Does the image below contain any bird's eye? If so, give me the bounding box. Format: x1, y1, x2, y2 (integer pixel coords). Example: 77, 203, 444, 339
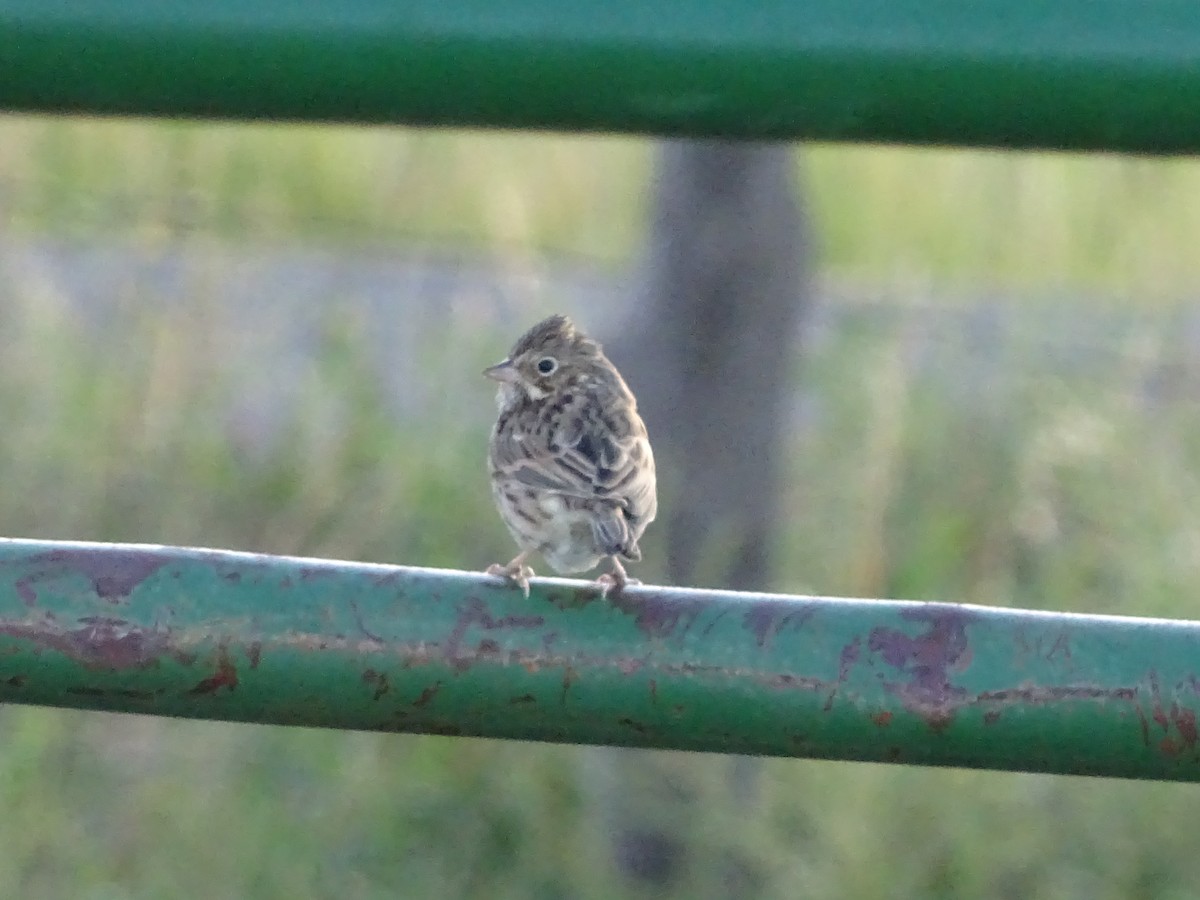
537, 357, 558, 375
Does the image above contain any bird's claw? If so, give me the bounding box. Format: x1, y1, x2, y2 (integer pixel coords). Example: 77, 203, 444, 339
595, 572, 641, 598
487, 561, 536, 598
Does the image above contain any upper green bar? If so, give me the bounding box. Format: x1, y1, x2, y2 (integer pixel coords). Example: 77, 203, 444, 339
0, 538, 1198, 780
0, 0, 1198, 151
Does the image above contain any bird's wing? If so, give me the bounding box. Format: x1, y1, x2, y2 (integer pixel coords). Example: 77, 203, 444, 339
493, 398, 657, 529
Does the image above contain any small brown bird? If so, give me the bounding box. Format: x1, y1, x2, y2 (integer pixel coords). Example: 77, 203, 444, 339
485, 315, 657, 597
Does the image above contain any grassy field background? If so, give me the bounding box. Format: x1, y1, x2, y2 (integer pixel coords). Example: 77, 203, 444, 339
2, 114, 1200, 897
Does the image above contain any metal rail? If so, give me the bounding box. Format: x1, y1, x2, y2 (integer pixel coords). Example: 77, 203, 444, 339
0, 538, 1196, 780
0, 0, 1199, 151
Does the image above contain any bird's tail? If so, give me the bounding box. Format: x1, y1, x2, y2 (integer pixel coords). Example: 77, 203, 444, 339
592, 507, 641, 561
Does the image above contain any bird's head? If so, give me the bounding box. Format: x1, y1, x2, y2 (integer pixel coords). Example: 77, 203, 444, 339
484, 314, 600, 405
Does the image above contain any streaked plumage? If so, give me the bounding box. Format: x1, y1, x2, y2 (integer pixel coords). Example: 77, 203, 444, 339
484, 315, 656, 596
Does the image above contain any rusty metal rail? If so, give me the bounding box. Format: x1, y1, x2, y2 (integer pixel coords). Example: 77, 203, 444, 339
0, 538, 1197, 780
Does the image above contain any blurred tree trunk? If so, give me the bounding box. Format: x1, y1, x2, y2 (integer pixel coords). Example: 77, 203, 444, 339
596, 140, 813, 898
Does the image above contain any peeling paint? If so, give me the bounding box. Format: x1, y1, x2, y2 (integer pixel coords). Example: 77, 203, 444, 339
824, 636, 863, 711
14, 548, 167, 606
0, 616, 184, 670
742, 601, 816, 648
0, 540, 1197, 779
868, 605, 975, 732
443, 597, 544, 673
607, 588, 704, 640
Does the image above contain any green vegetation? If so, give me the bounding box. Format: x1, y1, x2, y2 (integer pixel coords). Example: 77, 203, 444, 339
2, 113, 1200, 897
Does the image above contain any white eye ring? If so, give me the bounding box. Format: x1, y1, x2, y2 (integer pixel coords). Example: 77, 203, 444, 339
536, 357, 558, 375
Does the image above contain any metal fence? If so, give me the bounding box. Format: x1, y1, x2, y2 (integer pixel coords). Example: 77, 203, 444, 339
1, 1, 1197, 780
2, 0, 1199, 151
0, 539, 1196, 781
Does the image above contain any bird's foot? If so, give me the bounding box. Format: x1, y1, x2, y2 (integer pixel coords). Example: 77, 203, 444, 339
595, 559, 640, 598
487, 559, 536, 598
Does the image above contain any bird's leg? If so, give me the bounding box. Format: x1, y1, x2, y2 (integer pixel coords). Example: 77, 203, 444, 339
595, 556, 641, 598
486, 551, 536, 598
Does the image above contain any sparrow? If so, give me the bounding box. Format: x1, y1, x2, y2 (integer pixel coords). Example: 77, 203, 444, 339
484, 315, 657, 597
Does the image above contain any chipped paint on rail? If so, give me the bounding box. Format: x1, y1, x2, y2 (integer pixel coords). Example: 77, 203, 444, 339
0, 539, 1196, 780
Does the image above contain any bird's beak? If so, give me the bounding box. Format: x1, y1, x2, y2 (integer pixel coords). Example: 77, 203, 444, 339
484, 359, 519, 383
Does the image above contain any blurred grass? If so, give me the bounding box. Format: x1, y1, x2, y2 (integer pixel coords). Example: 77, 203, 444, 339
8, 114, 1200, 295
3, 113, 1200, 898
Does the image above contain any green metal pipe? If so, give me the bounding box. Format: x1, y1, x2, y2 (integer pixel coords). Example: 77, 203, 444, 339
0, 538, 1197, 780
0, 1, 1199, 152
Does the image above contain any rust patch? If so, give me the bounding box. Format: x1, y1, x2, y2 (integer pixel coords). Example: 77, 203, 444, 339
868, 605, 976, 732
443, 597, 544, 673
362, 668, 391, 701
1150, 672, 1170, 732
412, 682, 441, 708
871, 711, 893, 727
1174, 705, 1198, 748
17, 548, 169, 606
1154, 698, 1199, 758
1133, 670, 1199, 757
478, 638, 500, 654
742, 601, 816, 648
983, 710, 1001, 725
0, 616, 182, 670
188, 648, 238, 695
